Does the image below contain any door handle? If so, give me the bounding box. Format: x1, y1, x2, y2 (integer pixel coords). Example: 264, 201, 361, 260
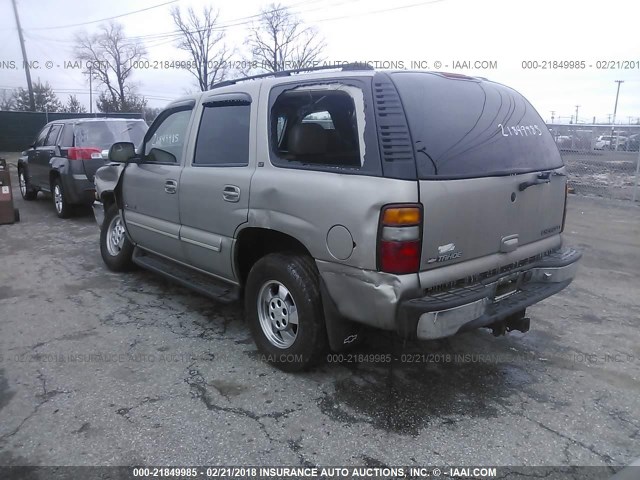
222, 185, 240, 202
165, 180, 178, 194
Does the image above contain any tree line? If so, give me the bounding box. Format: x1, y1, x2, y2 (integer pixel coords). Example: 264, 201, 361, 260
3, 2, 325, 116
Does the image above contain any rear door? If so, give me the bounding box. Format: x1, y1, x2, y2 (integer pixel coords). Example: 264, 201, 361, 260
389, 72, 566, 278
29, 125, 52, 188
40, 124, 63, 184
178, 93, 253, 281
122, 104, 194, 262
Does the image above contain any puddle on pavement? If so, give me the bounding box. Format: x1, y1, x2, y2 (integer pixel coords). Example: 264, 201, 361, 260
318, 331, 541, 436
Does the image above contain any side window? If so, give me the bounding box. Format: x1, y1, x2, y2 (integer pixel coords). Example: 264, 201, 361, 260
34, 126, 50, 147
270, 88, 362, 168
144, 109, 192, 164
44, 124, 62, 146
193, 103, 250, 166
60, 124, 74, 147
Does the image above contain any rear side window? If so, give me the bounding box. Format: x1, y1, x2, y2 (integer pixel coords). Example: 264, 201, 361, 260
60, 125, 74, 146
391, 72, 563, 179
193, 104, 250, 166
270, 88, 362, 169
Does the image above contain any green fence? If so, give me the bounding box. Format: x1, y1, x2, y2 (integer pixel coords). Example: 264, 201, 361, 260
0, 111, 144, 151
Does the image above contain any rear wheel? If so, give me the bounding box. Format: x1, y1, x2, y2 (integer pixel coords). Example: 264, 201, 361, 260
245, 253, 327, 372
100, 203, 135, 272
18, 168, 37, 200
52, 178, 71, 218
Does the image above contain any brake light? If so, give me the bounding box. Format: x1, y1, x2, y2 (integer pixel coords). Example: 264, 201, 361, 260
378, 204, 422, 274
68, 147, 101, 160
561, 181, 569, 232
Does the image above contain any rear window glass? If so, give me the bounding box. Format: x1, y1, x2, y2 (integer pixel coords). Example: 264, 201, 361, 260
391, 72, 563, 179
74, 121, 147, 150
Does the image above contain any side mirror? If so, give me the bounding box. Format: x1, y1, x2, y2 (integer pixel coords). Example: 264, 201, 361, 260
108, 142, 136, 163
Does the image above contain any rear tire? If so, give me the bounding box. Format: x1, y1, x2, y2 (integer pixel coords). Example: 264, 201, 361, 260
18, 167, 37, 201
100, 204, 135, 272
52, 178, 71, 218
245, 253, 327, 372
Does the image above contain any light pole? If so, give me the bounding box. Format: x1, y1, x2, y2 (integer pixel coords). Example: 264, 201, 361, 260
611, 80, 624, 150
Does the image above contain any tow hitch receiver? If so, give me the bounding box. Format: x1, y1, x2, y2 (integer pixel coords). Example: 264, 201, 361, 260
490, 310, 530, 336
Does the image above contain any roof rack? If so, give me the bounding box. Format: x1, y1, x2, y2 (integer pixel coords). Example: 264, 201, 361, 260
210, 62, 374, 89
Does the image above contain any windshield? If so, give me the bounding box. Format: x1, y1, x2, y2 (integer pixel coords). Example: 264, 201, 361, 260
74, 121, 147, 150
391, 72, 563, 179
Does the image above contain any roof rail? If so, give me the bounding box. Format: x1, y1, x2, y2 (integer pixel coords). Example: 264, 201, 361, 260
210, 62, 374, 89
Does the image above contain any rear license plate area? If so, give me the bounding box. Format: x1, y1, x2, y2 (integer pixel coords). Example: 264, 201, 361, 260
494, 276, 519, 301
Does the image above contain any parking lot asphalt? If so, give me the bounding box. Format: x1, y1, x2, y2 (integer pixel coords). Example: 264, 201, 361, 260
1, 152, 639, 469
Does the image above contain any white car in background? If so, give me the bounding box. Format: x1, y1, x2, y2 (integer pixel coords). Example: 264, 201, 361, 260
594, 135, 627, 150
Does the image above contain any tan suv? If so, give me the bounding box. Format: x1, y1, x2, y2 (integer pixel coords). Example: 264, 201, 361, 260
93, 65, 581, 371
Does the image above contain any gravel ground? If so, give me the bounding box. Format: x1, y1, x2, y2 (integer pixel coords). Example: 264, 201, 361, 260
1, 152, 639, 473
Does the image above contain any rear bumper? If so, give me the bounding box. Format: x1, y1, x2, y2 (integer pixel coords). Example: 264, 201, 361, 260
398, 248, 582, 339
60, 174, 95, 204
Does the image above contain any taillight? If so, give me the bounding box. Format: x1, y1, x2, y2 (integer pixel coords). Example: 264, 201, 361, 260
378, 204, 422, 274
561, 180, 569, 232
68, 147, 102, 160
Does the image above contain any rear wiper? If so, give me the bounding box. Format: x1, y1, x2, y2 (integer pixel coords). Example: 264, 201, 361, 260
518, 171, 565, 191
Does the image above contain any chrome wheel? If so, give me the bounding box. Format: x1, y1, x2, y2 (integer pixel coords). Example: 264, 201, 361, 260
257, 280, 299, 349
53, 184, 64, 213
19, 172, 27, 197
106, 213, 126, 256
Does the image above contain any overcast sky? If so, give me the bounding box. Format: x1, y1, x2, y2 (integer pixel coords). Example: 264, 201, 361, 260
1, 0, 638, 124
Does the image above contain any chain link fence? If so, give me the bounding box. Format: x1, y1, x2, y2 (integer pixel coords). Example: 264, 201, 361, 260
548, 124, 640, 201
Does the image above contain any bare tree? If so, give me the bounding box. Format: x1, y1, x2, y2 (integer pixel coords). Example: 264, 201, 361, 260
74, 22, 147, 112
248, 3, 325, 72
171, 6, 232, 91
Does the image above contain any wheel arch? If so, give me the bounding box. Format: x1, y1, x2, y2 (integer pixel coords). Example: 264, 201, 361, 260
234, 227, 315, 286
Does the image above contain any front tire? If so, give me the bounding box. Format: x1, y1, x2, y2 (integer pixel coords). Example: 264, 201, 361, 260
52, 178, 71, 218
18, 167, 37, 201
245, 253, 327, 372
100, 204, 135, 272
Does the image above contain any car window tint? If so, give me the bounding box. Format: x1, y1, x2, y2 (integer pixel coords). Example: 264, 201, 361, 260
144, 110, 192, 163
193, 104, 250, 166
391, 72, 563, 179
44, 124, 62, 146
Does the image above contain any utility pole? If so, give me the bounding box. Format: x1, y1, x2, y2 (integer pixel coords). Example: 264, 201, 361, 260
575, 105, 580, 124
550, 111, 555, 123
11, 0, 35, 111
611, 80, 624, 150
